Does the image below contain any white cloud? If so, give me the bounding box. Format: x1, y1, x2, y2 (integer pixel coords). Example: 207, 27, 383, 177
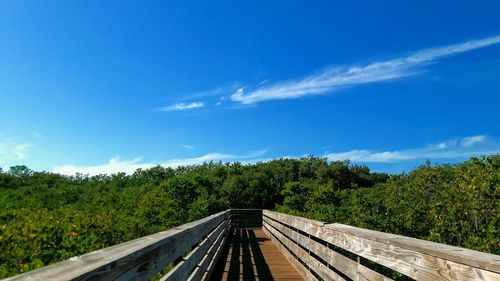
461, 135, 487, 147
0, 141, 34, 160
181, 144, 194, 150
324, 135, 497, 163
52, 150, 267, 176
231, 35, 500, 104
52, 135, 499, 176
160, 102, 204, 111
54, 157, 149, 175
433, 142, 448, 149
14, 143, 34, 159
0, 140, 35, 169
325, 150, 412, 163
191, 83, 241, 99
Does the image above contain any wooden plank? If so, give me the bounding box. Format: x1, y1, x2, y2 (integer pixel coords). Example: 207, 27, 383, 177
328, 223, 500, 273
161, 218, 230, 281
264, 210, 500, 281
263, 217, 393, 281
210, 228, 304, 281
262, 226, 317, 281
110, 211, 229, 281
187, 221, 228, 281
201, 226, 229, 281
264, 220, 346, 281
356, 265, 395, 281
5, 211, 230, 281
321, 225, 500, 281
250, 229, 303, 281
264, 210, 325, 226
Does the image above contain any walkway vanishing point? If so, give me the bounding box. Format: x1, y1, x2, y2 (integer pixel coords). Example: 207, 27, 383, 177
4, 210, 500, 281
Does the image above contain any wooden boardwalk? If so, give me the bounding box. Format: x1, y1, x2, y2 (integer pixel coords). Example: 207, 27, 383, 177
8, 210, 499, 281
210, 228, 303, 281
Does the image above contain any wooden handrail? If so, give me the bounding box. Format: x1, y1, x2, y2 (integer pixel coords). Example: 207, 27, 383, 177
4, 209, 498, 281
263, 210, 500, 281
5, 210, 232, 281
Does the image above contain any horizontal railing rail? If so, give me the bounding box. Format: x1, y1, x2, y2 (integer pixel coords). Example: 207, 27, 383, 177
263, 210, 500, 281
5, 210, 232, 281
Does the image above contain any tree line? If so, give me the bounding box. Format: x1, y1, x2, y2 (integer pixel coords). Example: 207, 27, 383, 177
0, 155, 498, 278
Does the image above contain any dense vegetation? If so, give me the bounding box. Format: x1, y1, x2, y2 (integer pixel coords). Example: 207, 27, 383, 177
0, 155, 498, 278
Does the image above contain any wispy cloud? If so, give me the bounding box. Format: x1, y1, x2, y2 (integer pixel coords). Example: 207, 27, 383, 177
0, 139, 35, 169
163, 83, 240, 110
14, 143, 34, 159
231, 35, 500, 104
159, 102, 204, 111
0, 141, 33, 160
324, 135, 499, 163
52, 150, 267, 176
181, 144, 194, 150
191, 83, 241, 99
461, 135, 487, 147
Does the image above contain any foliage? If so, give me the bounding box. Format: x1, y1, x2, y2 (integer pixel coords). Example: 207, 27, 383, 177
0, 156, 498, 278
276, 155, 499, 254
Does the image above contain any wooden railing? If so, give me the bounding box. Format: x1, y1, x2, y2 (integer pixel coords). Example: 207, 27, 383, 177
263, 210, 500, 281
230, 209, 262, 228
4, 209, 499, 281
5, 210, 233, 281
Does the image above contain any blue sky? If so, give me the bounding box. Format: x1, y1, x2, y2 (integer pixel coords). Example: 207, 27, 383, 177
1, 1, 499, 174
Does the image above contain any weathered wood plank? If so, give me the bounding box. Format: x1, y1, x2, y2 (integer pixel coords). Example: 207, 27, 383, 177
263, 216, 393, 281
201, 226, 229, 281
160, 218, 230, 281
211, 228, 304, 281
328, 223, 500, 273
262, 226, 319, 281
264, 220, 346, 281
321, 225, 500, 281
264, 210, 500, 281
264, 210, 325, 226
187, 220, 229, 281
5, 211, 230, 281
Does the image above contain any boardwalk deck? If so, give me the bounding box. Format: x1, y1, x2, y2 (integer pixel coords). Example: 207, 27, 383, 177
210, 228, 303, 281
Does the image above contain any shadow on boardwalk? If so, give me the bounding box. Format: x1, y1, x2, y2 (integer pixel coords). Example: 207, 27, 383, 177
210, 228, 302, 281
